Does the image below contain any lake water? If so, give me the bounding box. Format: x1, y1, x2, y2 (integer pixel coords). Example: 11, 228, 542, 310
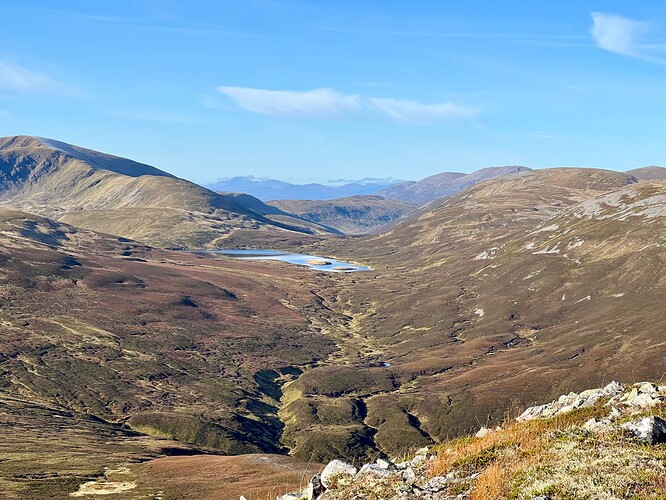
207, 249, 371, 273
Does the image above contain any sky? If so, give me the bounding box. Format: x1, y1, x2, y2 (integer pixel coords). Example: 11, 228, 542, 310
2, 1, 666, 184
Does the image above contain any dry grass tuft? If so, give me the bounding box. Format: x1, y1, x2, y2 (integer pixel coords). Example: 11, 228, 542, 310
427, 402, 665, 499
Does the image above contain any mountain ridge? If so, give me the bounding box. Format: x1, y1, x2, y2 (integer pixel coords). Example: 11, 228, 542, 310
0, 136, 339, 247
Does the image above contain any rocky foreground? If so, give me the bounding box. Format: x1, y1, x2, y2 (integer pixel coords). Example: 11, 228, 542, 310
256, 381, 666, 500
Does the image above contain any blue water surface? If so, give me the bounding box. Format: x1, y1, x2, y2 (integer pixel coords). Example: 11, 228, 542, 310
207, 249, 371, 273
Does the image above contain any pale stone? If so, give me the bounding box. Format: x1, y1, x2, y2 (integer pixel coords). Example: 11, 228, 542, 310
320, 459, 358, 489
638, 382, 657, 394
630, 393, 661, 409
357, 463, 393, 478
402, 467, 416, 483
475, 426, 493, 438
621, 416, 666, 444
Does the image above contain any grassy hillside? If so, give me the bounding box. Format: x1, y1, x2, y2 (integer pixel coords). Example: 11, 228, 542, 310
269, 195, 415, 235
280, 168, 666, 462
0, 136, 336, 247
0, 209, 343, 496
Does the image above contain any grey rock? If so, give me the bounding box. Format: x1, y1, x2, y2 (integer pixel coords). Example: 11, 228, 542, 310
630, 393, 661, 409
608, 406, 622, 420
320, 459, 357, 489
307, 474, 323, 499
621, 416, 666, 444
424, 475, 450, 491
517, 381, 624, 422
376, 458, 394, 470
638, 382, 657, 394
277, 494, 303, 500
357, 463, 394, 478
402, 467, 417, 484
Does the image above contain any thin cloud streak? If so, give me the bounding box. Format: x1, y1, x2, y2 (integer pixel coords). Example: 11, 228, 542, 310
217, 85, 477, 124
370, 97, 475, 123
217, 86, 362, 118
0, 60, 83, 96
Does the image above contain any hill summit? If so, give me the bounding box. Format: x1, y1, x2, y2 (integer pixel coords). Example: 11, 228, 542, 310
0, 136, 337, 247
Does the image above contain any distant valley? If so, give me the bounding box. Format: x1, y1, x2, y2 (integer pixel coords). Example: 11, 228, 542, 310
0, 136, 665, 497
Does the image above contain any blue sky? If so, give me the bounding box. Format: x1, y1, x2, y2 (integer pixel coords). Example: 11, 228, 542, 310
2, 1, 666, 184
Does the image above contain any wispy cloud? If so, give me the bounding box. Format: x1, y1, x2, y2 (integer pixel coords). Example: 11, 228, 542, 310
217, 85, 476, 124
369, 97, 475, 123
0, 60, 82, 96
591, 12, 649, 57
217, 86, 362, 118
590, 12, 666, 63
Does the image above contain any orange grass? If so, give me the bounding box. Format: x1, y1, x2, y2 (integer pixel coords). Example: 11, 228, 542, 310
429, 405, 609, 498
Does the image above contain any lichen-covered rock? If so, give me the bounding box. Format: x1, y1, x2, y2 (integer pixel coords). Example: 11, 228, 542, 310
517, 381, 625, 421
621, 416, 666, 444
277, 493, 304, 500
309, 474, 324, 499
320, 459, 357, 489
357, 463, 394, 479
375, 458, 394, 470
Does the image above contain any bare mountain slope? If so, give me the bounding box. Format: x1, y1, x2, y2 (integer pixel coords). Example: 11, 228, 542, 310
0, 209, 343, 496
627, 165, 666, 180
280, 168, 664, 461
0, 136, 336, 247
269, 195, 415, 235
377, 165, 531, 205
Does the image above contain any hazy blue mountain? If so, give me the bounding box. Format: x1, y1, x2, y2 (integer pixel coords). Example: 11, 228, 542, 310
206, 176, 401, 201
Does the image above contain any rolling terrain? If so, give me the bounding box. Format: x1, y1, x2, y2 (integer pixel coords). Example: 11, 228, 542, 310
0, 209, 349, 497
0, 136, 338, 248
289, 168, 666, 461
2, 139, 666, 497
269, 195, 414, 234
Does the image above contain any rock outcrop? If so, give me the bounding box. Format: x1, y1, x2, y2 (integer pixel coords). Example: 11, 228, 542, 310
260, 381, 666, 500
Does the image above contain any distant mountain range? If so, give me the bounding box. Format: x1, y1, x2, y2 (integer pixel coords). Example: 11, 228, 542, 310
206, 176, 400, 201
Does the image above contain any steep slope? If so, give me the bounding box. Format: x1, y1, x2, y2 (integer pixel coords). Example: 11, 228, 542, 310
207, 176, 398, 201
268, 195, 415, 235
0, 136, 336, 247
377, 166, 531, 205
278, 381, 666, 500
0, 209, 347, 496
279, 168, 666, 462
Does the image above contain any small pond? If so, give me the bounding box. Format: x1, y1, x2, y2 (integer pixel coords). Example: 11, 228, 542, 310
205, 249, 371, 273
